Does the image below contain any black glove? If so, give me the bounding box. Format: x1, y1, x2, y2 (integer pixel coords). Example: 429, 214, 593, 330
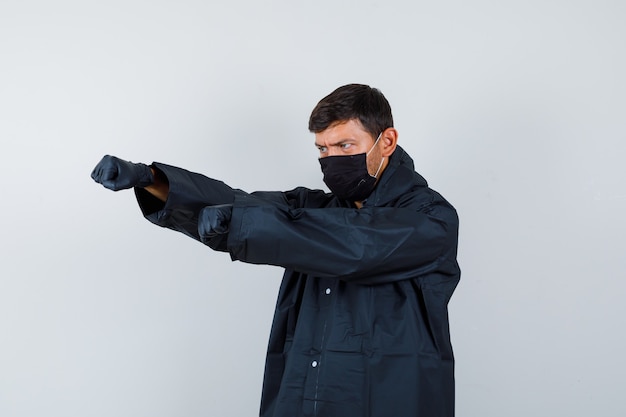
91, 155, 154, 191
198, 204, 233, 243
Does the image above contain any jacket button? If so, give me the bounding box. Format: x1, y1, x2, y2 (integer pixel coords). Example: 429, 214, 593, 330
325, 288, 331, 295
311, 360, 318, 368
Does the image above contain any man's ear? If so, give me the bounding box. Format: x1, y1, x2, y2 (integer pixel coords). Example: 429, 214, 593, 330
380, 127, 398, 157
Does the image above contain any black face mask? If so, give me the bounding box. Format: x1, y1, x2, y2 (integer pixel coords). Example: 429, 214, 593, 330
319, 134, 384, 201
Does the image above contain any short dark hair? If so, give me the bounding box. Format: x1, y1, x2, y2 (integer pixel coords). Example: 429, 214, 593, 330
308, 84, 394, 139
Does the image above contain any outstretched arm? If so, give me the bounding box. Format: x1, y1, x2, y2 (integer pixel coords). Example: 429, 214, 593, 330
200, 191, 459, 284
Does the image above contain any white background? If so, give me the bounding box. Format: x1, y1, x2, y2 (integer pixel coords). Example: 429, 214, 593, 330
1, 1, 624, 416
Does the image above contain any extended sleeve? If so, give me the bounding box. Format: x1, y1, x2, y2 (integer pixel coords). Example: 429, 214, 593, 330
134, 162, 241, 241
224, 193, 459, 284
134, 163, 331, 247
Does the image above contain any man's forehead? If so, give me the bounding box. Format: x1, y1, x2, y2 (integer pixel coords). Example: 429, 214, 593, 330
314, 120, 372, 144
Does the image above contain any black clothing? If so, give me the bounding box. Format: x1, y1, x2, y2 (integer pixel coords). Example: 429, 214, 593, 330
135, 146, 460, 417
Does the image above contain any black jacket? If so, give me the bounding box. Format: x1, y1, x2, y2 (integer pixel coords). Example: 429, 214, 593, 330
135, 146, 460, 417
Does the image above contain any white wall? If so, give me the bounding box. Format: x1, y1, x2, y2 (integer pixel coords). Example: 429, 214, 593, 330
1, 1, 624, 416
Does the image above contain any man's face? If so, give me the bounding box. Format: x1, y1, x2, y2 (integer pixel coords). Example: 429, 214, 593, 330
314, 119, 384, 177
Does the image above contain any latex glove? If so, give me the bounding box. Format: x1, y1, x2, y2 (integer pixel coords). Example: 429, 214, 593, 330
198, 204, 233, 243
91, 155, 154, 191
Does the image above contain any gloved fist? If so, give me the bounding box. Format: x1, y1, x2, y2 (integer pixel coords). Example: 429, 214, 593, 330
91, 155, 154, 191
198, 204, 233, 243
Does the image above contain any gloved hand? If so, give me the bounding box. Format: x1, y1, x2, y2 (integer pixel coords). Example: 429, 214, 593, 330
198, 204, 233, 243
91, 155, 154, 191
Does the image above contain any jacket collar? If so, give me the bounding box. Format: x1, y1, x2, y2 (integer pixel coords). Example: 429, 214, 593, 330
362, 145, 428, 208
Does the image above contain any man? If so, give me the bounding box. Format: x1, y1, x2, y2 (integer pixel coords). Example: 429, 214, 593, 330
91, 84, 460, 417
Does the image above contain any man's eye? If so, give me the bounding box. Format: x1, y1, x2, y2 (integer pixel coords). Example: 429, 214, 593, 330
318, 146, 327, 153
340, 143, 352, 150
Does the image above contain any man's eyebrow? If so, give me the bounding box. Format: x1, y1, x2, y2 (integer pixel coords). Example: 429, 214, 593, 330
314, 139, 356, 147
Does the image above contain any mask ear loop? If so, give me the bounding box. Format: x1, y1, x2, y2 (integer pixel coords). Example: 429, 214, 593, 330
367, 132, 385, 179
367, 132, 383, 156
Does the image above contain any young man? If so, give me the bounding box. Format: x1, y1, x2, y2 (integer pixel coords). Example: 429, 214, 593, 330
91, 84, 460, 417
